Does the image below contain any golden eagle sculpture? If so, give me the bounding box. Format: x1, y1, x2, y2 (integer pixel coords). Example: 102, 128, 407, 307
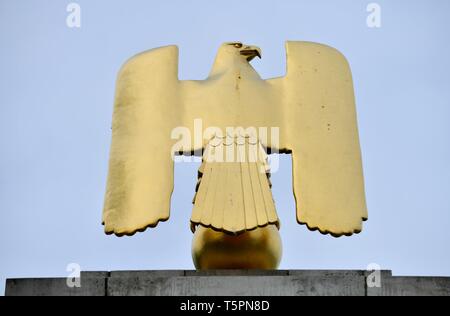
103, 41, 368, 269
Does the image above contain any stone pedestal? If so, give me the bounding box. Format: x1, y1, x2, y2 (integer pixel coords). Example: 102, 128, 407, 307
5, 270, 450, 296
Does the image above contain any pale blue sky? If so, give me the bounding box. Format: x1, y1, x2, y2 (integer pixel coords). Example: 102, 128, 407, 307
1, 0, 449, 295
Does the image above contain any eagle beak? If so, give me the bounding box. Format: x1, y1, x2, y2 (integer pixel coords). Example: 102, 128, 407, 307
240, 46, 262, 62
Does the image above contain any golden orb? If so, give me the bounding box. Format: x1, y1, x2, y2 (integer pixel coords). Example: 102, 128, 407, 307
192, 224, 282, 270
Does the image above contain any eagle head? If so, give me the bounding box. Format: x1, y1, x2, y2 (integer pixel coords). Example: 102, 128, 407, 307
222, 42, 262, 62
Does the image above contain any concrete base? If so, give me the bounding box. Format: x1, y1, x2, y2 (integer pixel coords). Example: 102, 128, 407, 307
5, 270, 450, 296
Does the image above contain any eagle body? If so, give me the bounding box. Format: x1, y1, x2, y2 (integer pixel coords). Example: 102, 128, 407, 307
181, 59, 282, 151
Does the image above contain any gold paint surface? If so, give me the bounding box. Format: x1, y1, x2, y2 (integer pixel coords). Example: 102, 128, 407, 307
192, 225, 282, 270
191, 135, 278, 234
103, 41, 367, 238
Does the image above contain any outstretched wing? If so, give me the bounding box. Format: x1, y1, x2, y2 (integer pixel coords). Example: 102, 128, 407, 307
103, 46, 180, 236
274, 41, 367, 236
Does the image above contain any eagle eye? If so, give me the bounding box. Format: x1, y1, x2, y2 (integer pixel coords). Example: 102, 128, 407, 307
232, 43, 243, 48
